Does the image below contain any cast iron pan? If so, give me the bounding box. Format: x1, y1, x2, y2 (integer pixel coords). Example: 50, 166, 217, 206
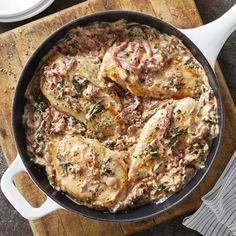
12, 11, 224, 222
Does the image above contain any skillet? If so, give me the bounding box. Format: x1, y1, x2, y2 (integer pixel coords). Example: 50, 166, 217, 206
1, 7, 236, 222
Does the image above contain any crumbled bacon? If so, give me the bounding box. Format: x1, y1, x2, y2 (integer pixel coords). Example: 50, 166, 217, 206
50, 117, 66, 133
51, 69, 60, 76
208, 104, 215, 113
142, 41, 152, 58
26, 134, 35, 145
130, 41, 145, 65
112, 41, 152, 74
43, 68, 64, 95
65, 57, 77, 71
120, 95, 141, 119
172, 150, 183, 164
112, 41, 129, 56
44, 107, 67, 134
160, 105, 175, 139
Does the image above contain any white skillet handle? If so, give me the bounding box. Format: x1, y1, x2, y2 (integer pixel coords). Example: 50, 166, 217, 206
0, 154, 62, 220
180, 4, 236, 69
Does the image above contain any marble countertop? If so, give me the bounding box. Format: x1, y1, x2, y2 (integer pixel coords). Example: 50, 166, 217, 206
0, 0, 235, 235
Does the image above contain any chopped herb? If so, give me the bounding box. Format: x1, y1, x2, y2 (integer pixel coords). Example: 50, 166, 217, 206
176, 109, 181, 114
168, 135, 178, 146
192, 149, 201, 155
153, 183, 167, 191
70, 40, 79, 49
133, 196, 145, 205
165, 127, 187, 147
35, 91, 48, 112
203, 118, 217, 125
161, 103, 168, 109
183, 57, 200, 70
55, 80, 65, 99
104, 140, 116, 150
60, 165, 68, 177
152, 163, 162, 174
69, 117, 86, 130
86, 132, 96, 139
174, 83, 184, 90
56, 90, 65, 99
56, 80, 64, 90
119, 51, 130, 58
56, 92, 64, 100
139, 75, 146, 84
165, 127, 179, 143
56, 154, 64, 162
94, 151, 99, 158
71, 103, 82, 112
33, 90, 45, 103
86, 100, 105, 120
56, 154, 70, 177
169, 79, 184, 91
190, 142, 204, 155
37, 100, 48, 112
35, 133, 44, 142
72, 75, 88, 93
202, 118, 217, 137
184, 163, 195, 169
71, 93, 78, 98
101, 163, 113, 176
127, 31, 134, 37
75, 31, 81, 37
64, 32, 73, 40
145, 144, 158, 160
151, 151, 158, 160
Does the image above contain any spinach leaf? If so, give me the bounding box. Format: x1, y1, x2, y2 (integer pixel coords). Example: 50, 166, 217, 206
86, 100, 105, 120
72, 75, 88, 93
56, 154, 69, 177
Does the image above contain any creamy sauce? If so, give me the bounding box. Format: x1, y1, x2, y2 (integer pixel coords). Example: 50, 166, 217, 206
23, 20, 219, 212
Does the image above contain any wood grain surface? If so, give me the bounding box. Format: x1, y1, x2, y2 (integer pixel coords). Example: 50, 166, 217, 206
0, 0, 235, 235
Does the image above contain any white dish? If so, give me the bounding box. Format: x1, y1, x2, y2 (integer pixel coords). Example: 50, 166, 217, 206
0, 0, 54, 22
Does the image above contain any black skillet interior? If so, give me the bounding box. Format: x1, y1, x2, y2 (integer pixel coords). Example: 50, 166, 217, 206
12, 10, 224, 223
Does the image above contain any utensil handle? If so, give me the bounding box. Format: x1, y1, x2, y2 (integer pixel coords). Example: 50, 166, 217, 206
0, 154, 62, 220
180, 4, 236, 69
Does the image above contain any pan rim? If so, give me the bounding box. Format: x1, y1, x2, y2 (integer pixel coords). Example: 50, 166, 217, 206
12, 10, 224, 223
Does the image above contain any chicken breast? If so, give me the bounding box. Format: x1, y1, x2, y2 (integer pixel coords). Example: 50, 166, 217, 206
99, 32, 205, 100
128, 97, 211, 182
40, 51, 122, 138
48, 135, 127, 209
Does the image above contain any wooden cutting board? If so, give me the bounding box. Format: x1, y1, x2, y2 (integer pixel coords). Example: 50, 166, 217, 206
0, 0, 235, 235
